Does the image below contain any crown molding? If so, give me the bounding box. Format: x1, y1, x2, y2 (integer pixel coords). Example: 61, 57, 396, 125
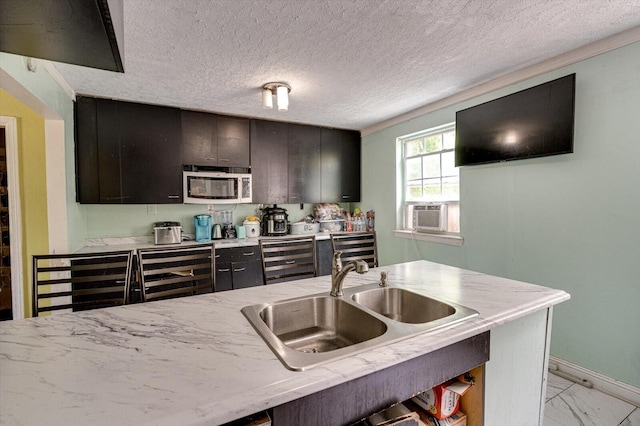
38, 60, 76, 101
362, 26, 640, 137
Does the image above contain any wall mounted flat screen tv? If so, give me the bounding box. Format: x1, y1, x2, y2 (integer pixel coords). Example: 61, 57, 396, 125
455, 73, 575, 167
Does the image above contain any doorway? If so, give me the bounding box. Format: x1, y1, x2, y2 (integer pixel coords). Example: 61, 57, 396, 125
0, 128, 11, 320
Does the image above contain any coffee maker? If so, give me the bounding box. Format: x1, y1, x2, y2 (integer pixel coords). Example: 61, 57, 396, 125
261, 205, 288, 236
193, 214, 212, 242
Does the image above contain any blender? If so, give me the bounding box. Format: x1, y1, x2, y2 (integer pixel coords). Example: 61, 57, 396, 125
220, 210, 236, 239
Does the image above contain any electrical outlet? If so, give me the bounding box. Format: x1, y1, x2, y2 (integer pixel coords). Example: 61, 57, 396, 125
147, 204, 157, 215
207, 204, 215, 213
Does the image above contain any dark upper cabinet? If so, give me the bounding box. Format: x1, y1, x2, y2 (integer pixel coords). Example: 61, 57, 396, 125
217, 115, 250, 167
96, 98, 122, 202
321, 128, 361, 203
118, 101, 182, 203
182, 111, 250, 168
74, 96, 100, 203
76, 97, 360, 205
288, 124, 321, 204
181, 110, 216, 166
250, 120, 288, 204
75, 96, 182, 204
321, 128, 343, 203
340, 130, 361, 202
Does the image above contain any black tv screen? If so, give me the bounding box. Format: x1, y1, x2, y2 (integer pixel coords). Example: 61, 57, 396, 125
455, 73, 575, 167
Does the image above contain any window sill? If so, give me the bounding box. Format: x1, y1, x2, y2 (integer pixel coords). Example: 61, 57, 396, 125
393, 229, 464, 247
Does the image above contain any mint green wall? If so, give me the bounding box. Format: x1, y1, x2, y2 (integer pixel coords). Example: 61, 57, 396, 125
84, 203, 317, 238
0, 52, 85, 251
362, 41, 640, 388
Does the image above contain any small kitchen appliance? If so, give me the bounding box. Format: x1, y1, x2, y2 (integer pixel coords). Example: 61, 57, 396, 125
243, 218, 261, 238
183, 169, 252, 204
153, 221, 182, 245
194, 214, 212, 242
235, 225, 246, 239
212, 224, 222, 239
261, 206, 288, 236
220, 210, 236, 239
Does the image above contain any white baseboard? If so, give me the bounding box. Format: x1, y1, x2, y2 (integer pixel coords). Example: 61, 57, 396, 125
549, 355, 640, 407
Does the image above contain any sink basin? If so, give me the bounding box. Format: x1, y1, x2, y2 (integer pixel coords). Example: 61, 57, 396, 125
259, 296, 387, 353
242, 283, 479, 371
351, 287, 455, 324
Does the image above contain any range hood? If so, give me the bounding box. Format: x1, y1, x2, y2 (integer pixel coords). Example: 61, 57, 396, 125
0, 0, 124, 72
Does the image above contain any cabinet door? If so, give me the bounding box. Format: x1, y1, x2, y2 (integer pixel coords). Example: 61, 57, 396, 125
119, 101, 182, 203
340, 130, 361, 202
217, 115, 250, 167
182, 110, 217, 166
96, 98, 123, 203
316, 239, 333, 277
231, 260, 263, 289
215, 262, 233, 292
250, 120, 288, 204
74, 96, 100, 203
320, 128, 342, 203
288, 124, 321, 203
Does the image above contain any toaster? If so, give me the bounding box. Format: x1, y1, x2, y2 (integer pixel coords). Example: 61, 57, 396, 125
153, 221, 182, 245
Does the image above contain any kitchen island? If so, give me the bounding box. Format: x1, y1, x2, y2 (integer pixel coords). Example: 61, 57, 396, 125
0, 260, 569, 425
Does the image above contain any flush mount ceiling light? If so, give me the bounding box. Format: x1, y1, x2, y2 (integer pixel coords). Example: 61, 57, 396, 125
262, 82, 291, 111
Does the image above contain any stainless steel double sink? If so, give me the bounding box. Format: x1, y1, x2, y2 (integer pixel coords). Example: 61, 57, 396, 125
241, 282, 478, 371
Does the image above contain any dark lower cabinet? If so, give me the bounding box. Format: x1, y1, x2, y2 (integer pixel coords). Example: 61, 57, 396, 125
215, 247, 263, 291
316, 239, 333, 277
231, 260, 263, 289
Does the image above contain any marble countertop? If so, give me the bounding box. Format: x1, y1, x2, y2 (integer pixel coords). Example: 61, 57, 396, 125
77, 233, 331, 253
0, 260, 569, 426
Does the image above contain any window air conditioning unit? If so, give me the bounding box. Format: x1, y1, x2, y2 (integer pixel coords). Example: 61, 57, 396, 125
412, 203, 448, 233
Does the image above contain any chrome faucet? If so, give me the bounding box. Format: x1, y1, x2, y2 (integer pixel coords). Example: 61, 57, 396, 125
330, 251, 369, 297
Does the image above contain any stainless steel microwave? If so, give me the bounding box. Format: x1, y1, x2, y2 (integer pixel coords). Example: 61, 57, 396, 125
183, 171, 252, 204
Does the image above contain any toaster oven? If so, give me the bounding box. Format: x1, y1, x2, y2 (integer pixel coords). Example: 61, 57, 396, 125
154, 222, 182, 245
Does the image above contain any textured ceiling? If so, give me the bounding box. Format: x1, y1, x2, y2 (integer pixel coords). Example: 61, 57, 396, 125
52, 0, 640, 130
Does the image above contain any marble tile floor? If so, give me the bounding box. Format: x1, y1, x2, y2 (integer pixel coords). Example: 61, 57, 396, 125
545, 372, 640, 425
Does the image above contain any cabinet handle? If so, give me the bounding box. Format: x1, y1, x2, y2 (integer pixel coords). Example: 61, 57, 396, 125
285, 260, 295, 264
242, 252, 255, 256
233, 267, 246, 272
167, 195, 180, 199
218, 268, 230, 272
215, 254, 221, 258
342, 195, 351, 199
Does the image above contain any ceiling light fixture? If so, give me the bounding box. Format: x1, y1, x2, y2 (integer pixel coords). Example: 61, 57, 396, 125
262, 82, 291, 111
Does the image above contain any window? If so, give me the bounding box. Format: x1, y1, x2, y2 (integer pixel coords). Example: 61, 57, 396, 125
400, 123, 460, 234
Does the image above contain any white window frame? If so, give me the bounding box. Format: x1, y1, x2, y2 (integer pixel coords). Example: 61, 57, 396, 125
395, 123, 463, 246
